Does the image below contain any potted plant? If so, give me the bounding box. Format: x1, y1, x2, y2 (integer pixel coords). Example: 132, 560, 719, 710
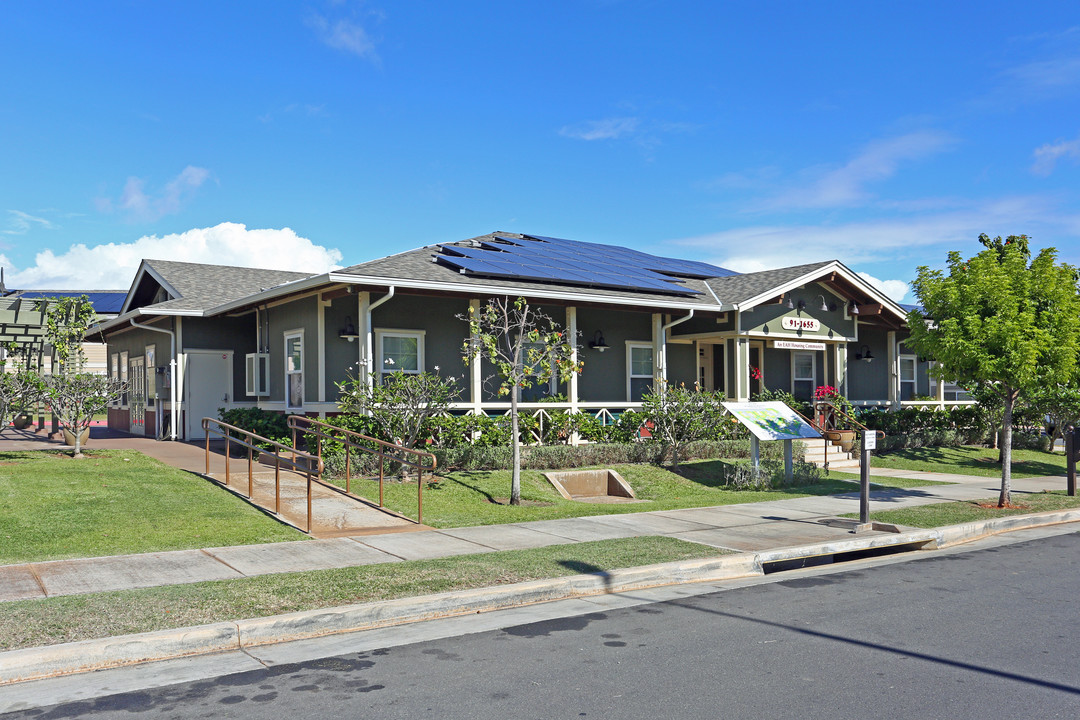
815, 385, 857, 451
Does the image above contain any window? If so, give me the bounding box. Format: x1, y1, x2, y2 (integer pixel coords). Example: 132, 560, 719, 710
245, 353, 270, 396
899, 355, 917, 400
145, 345, 155, 407
111, 353, 119, 406
119, 351, 129, 406
519, 342, 557, 402
792, 351, 815, 401
627, 343, 654, 401
376, 330, 425, 379
285, 331, 303, 410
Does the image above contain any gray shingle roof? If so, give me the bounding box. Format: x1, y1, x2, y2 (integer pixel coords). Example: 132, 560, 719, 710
334, 233, 739, 309
142, 260, 314, 312
704, 261, 835, 308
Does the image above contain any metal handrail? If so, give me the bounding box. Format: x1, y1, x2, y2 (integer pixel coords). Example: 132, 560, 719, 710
814, 401, 885, 440
201, 417, 324, 532
287, 415, 436, 525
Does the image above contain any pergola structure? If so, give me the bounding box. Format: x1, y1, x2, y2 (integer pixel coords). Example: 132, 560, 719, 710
0, 295, 51, 371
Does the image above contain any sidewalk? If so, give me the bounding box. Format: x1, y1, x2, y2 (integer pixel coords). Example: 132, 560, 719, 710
0, 460, 1068, 603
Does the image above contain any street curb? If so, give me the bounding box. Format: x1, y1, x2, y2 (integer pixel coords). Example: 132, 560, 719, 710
2, 510, 1078, 686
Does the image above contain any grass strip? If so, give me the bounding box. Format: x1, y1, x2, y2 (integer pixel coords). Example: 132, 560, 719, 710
0, 536, 724, 651
843, 490, 1080, 528
0, 450, 304, 564
823, 471, 954, 489
870, 446, 1065, 478
331, 460, 863, 527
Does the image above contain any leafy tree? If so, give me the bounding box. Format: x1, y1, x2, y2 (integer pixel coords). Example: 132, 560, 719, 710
641, 382, 728, 467
1027, 382, 1080, 447
43, 295, 124, 457
48, 373, 125, 458
336, 369, 460, 450
0, 371, 46, 431
907, 235, 1080, 506
461, 297, 581, 505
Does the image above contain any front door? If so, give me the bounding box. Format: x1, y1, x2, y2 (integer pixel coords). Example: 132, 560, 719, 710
749, 342, 764, 399
184, 351, 232, 440
128, 356, 145, 435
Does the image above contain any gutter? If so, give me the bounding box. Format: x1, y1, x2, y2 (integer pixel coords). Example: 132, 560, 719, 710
365, 287, 395, 392
129, 319, 178, 441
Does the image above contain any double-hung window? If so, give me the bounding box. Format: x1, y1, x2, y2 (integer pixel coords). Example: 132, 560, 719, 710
627, 343, 654, 402
519, 342, 557, 402
792, 351, 815, 401
285, 331, 304, 410
899, 355, 917, 400
376, 330, 425, 380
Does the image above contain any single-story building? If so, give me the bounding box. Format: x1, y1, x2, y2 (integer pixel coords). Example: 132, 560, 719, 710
89, 232, 971, 441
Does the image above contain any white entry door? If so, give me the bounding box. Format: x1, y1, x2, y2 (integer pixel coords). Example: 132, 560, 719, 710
128, 356, 146, 435
184, 351, 233, 440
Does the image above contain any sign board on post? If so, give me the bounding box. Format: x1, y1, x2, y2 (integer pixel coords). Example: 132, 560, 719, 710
723, 401, 821, 480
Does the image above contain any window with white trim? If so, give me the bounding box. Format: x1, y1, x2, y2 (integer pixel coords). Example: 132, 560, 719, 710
111, 353, 120, 406
119, 351, 129, 406
899, 355, 917, 400
376, 330, 425, 379
792, 351, 815, 401
285, 331, 304, 410
627, 343, 654, 402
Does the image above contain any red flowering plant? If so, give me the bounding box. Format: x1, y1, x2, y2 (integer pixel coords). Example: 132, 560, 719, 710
749, 365, 762, 381
813, 385, 855, 426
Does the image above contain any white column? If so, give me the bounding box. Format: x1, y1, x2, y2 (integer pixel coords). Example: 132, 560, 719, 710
652, 313, 665, 392
887, 330, 898, 408
566, 306, 579, 412
470, 298, 483, 412
359, 291, 372, 392
317, 297, 328, 403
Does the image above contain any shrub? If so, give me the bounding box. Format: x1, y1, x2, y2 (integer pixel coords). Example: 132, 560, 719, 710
217, 407, 291, 446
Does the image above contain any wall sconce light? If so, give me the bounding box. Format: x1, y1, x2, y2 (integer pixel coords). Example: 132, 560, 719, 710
817, 295, 836, 312
797, 299, 806, 311
850, 301, 860, 315
588, 330, 609, 352
854, 344, 874, 363
786, 296, 794, 310
339, 316, 359, 342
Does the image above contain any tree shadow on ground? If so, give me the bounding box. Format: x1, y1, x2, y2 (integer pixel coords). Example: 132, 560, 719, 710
880, 446, 1064, 477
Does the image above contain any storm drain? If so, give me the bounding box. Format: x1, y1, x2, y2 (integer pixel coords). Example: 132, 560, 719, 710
761, 539, 936, 575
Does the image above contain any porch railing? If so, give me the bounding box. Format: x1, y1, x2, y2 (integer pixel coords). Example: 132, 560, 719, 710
287, 415, 436, 525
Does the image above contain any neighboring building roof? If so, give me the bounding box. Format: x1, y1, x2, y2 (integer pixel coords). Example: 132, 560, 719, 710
4, 290, 127, 315
134, 259, 314, 313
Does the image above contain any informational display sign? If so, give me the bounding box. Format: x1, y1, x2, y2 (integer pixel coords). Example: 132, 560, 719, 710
864, 431, 876, 450
772, 340, 827, 351
722, 401, 822, 441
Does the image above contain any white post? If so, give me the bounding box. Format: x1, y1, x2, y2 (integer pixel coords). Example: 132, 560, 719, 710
652, 313, 665, 392
566, 306, 580, 445
887, 330, 898, 409
359, 291, 372, 391
470, 299, 483, 413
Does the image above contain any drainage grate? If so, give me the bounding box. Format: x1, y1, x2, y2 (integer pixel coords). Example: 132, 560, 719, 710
761, 540, 932, 575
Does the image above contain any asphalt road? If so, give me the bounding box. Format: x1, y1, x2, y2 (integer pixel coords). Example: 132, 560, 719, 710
6, 531, 1079, 719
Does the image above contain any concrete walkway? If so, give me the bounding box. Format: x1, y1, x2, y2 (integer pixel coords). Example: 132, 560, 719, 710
1, 446, 1069, 603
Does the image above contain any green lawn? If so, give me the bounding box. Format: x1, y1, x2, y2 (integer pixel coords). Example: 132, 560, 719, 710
0, 450, 304, 564
871, 445, 1066, 478
329, 459, 868, 528
0, 536, 723, 651
845, 490, 1080, 528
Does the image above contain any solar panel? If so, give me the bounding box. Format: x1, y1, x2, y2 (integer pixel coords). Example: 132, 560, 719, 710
435, 234, 736, 295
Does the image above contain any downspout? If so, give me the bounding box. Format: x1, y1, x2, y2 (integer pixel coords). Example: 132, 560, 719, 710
129, 319, 177, 441
365, 286, 395, 393
658, 310, 695, 389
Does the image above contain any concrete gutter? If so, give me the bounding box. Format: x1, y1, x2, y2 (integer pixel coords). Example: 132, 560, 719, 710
2, 510, 1077, 686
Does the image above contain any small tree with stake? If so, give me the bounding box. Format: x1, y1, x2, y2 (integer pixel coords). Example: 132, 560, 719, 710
461, 297, 581, 505
44, 296, 125, 458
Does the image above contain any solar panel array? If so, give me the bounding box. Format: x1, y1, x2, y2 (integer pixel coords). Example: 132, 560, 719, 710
435, 234, 736, 295
9, 291, 127, 314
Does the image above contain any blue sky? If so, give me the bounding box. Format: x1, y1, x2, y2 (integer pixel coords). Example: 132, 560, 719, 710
3, 1, 1080, 301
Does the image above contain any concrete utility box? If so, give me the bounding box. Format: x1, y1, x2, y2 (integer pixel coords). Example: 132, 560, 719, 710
542, 469, 637, 503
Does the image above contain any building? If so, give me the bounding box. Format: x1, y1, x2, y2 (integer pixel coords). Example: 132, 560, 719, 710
90, 232, 967, 441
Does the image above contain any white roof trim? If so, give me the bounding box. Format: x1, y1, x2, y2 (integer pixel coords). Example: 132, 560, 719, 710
734, 261, 907, 320
119, 261, 182, 315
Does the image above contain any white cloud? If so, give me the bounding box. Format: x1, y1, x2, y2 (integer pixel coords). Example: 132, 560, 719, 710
99, 166, 211, 221
857, 272, 911, 304
1, 222, 343, 290
3, 210, 55, 236
672, 193, 1079, 281
307, 13, 379, 62
1032, 135, 1080, 175
559, 117, 641, 141
757, 131, 955, 210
